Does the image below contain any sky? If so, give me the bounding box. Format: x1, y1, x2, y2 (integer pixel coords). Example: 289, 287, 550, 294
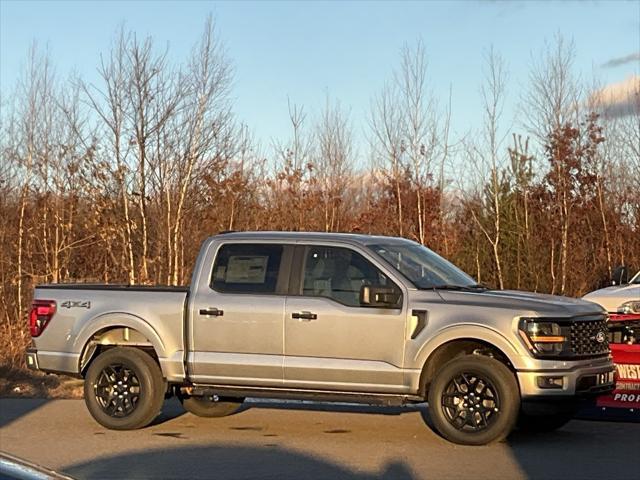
1, 0, 639, 160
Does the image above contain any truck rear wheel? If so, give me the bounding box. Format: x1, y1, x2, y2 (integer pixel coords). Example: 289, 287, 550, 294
179, 394, 244, 417
84, 347, 166, 430
426, 355, 520, 445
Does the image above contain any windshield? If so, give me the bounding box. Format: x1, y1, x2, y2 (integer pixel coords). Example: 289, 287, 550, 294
368, 242, 478, 290
631, 271, 640, 285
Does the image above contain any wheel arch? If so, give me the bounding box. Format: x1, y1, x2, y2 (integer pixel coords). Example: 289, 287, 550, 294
418, 335, 518, 397
75, 313, 166, 376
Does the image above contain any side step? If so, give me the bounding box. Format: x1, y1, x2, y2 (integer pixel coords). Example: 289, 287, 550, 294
186, 384, 423, 407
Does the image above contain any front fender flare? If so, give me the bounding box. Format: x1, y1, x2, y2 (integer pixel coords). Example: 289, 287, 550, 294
413, 324, 525, 371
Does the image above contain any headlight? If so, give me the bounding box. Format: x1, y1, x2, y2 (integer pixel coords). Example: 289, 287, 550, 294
518, 318, 567, 356
617, 301, 640, 314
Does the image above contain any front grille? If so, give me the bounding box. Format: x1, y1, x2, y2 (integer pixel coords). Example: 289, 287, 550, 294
569, 319, 610, 356
607, 320, 640, 345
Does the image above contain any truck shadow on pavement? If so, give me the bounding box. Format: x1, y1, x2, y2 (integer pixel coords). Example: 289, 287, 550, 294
151, 398, 187, 426
0, 398, 49, 429
506, 423, 640, 480
240, 399, 426, 416
64, 444, 416, 480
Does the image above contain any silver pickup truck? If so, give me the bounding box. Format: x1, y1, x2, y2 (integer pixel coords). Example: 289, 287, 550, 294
26, 232, 615, 445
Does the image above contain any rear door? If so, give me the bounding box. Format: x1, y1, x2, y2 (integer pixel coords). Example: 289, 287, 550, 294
189, 242, 292, 387
283, 244, 408, 393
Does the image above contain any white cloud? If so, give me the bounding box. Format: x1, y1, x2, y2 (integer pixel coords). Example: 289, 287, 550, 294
590, 75, 640, 118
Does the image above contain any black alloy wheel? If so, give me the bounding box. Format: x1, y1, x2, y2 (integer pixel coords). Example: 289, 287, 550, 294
84, 347, 166, 430
441, 372, 500, 432
94, 363, 142, 417
425, 355, 520, 445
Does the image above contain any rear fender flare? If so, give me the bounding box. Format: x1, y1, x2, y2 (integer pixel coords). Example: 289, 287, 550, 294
73, 312, 166, 370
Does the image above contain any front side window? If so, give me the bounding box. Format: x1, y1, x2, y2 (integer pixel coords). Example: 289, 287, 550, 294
369, 241, 476, 289
211, 244, 283, 294
301, 246, 399, 307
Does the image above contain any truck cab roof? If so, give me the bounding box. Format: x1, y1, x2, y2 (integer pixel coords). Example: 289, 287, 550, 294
210, 231, 412, 246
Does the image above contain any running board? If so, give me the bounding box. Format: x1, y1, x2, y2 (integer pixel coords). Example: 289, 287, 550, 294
187, 384, 423, 407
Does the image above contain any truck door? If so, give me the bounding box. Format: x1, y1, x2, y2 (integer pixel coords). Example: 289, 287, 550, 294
189, 242, 291, 387
284, 245, 407, 393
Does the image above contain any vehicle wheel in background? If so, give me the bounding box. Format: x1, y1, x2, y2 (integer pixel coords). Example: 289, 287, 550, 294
84, 347, 166, 430
425, 355, 520, 445
179, 394, 244, 417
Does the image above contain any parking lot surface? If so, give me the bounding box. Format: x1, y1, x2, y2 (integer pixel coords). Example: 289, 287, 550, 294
1, 398, 638, 479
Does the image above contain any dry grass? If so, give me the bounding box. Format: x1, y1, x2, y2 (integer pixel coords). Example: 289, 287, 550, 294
0, 319, 84, 399
0, 363, 84, 399
0, 318, 31, 368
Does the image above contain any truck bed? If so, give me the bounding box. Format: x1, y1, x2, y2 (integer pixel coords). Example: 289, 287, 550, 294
32, 284, 189, 382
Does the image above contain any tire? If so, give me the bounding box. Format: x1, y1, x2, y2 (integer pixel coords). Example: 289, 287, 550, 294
84, 347, 166, 430
179, 394, 244, 417
518, 407, 576, 433
425, 355, 520, 445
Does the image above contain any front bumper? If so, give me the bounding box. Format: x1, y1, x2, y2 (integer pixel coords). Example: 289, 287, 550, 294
518, 356, 615, 398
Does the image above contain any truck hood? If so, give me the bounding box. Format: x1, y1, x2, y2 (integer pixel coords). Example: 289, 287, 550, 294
582, 284, 640, 313
430, 289, 604, 317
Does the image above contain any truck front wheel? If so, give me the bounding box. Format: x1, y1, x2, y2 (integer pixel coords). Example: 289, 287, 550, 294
426, 355, 520, 445
84, 347, 166, 430
179, 394, 244, 417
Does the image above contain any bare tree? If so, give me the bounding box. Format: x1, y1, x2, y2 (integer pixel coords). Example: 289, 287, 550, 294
465, 47, 509, 289
168, 16, 234, 284
126, 33, 183, 282
12, 45, 55, 307
370, 79, 405, 236
398, 41, 439, 244
315, 96, 353, 232
522, 34, 581, 143
370, 41, 450, 244
82, 28, 137, 283
272, 99, 314, 230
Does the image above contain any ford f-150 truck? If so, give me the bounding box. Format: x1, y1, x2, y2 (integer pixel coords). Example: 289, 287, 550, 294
25, 232, 615, 445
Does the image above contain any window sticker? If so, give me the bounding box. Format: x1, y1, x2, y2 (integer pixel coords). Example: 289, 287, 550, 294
225, 255, 268, 283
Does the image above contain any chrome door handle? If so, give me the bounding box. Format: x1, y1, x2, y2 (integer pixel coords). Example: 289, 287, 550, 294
291, 311, 317, 321
199, 307, 224, 317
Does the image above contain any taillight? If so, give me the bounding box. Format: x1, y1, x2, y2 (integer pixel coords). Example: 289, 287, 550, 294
29, 300, 56, 337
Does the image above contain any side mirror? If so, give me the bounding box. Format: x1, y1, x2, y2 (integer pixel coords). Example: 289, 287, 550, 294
611, 265, 629, 286
360, 285, 401, 308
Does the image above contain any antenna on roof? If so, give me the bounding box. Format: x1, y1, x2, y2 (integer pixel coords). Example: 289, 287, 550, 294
217, 230, 236, 235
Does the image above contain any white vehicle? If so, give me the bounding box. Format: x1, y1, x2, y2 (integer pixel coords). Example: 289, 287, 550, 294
583, 270, 640, 315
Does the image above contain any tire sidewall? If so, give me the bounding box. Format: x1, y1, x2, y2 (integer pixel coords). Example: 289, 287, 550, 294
84, 347, 163, 430
428, 356, 520, 445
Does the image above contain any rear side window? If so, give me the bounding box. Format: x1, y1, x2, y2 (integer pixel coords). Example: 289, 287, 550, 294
211, 244, 283, 294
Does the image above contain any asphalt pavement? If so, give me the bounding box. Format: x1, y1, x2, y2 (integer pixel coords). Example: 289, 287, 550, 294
0, 398, 638, 480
